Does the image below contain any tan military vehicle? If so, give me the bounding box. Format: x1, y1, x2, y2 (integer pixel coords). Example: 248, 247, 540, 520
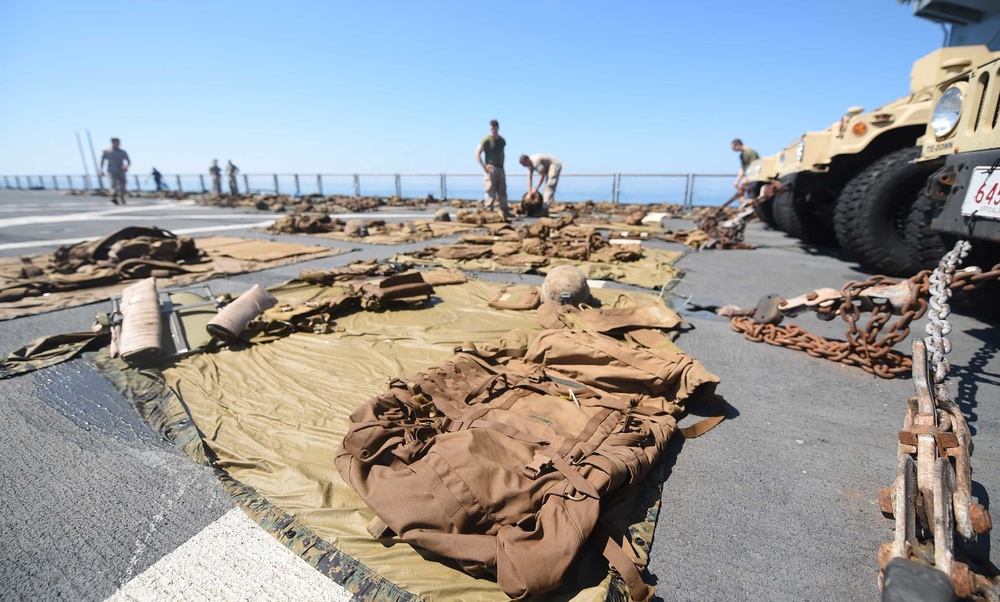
906, 48, 1000, 270
769, 46, 995, 275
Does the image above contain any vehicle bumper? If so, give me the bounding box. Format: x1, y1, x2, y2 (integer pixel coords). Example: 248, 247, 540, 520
931, 149, 1000, 243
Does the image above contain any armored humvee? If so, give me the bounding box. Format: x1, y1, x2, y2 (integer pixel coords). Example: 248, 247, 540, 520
908, 49, 1000, 271
769, 46, 995, 275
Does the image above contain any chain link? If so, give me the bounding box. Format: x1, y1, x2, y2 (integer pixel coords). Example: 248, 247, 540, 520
729, 254, 1000, 379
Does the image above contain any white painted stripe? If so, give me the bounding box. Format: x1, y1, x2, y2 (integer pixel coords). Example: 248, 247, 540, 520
0, 222, 278, 251
105, 508, 353, 602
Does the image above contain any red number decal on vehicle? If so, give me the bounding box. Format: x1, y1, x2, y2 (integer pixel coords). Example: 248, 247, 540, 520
976, 182, 987, 203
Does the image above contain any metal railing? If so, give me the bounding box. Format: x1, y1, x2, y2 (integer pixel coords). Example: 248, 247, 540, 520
0, 171, 739, 209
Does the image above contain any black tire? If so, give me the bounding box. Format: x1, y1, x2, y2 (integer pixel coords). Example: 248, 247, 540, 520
881, 558, 955, 602
904, 190, 948, 271
773, 191, 836, 245
833, 147, 939, 276
753, 196, 778, 229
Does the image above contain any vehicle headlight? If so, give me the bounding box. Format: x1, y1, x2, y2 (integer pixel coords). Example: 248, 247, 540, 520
931, 86, 962, 139
795, 138, 805, 163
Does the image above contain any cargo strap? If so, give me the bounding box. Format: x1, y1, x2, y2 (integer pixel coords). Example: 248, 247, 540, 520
597, 524, 654, 602
678, 395, 728, 438
679, 414, 726, 438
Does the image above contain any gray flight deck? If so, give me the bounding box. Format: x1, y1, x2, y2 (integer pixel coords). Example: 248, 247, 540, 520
0, 189, 997, 601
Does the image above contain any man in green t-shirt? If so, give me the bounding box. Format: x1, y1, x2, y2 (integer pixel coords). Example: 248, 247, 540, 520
731, 138, 759, 194
475, 119, 512, 217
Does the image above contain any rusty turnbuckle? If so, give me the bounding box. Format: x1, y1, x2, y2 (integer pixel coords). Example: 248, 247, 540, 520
878, 240, 998, 600
725, 259, 1000, 379
877, 341, 997, 599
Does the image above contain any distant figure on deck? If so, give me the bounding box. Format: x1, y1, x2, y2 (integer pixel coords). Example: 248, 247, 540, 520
475, 119, 512, 217
226, 160, 240, 195
151, 167, 163, 191
519, 153, 563, 208
731, 138, 759, 197
99, 137, 131, 205
209, 159, 222, 194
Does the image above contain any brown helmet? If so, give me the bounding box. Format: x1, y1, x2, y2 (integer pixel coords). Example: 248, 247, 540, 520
540, 265, 591, 306
344, 219, 368, 237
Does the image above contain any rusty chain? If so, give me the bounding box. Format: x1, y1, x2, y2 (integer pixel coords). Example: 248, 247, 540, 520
690, 191, 757, 250
878, 241, 998, 601
729, 256, 1000, 379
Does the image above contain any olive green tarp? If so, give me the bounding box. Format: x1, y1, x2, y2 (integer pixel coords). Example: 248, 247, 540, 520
96, 278, 685, 601
266, 220, 482, 245
389, 247, 685, 291
0, 236, 348, 321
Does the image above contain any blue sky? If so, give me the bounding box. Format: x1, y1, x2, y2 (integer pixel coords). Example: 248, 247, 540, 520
0, 1, 944, 177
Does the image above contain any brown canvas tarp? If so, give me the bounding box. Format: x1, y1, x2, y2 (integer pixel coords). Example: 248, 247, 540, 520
390, 247, 684, 291
0, 236, 347, 320
142, 279, 687, 601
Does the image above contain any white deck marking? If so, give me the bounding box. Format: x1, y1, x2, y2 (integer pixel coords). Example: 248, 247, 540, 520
105, 508, 353, 602
0, 222, 279, 251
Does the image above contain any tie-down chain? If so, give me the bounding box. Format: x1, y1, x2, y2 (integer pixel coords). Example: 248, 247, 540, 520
720, 241, 1000, 378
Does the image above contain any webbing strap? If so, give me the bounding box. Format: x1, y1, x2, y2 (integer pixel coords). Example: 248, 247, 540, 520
679, 414, 726, 438
410, 461, 476, 532
541, 449, 599, 500
557, 408, 614, 457
456, 387, 532, 430
599, 526, 653, 602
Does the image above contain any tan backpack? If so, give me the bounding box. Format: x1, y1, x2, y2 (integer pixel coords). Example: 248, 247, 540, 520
336, 328, 720, 600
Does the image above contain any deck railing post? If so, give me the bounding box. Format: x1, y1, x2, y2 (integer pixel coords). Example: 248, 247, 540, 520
53, 175, 59, 190
353, 174, 361, 197
394, 174, 401, 199
316, 174, 323, 196
243, 174, 250, 194
294, 174, 300, 196
440, 174, 447, 201
15, 176, 21, 189
176, 175, 183, 192
273, 174, 279, 195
